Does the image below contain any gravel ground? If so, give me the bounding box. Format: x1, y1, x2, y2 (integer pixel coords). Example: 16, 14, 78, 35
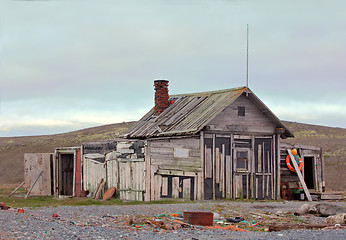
1, 201, 345, 240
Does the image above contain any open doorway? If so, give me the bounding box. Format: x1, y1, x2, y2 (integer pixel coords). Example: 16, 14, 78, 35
58, 154, 74, 196
304, 156, 315, 190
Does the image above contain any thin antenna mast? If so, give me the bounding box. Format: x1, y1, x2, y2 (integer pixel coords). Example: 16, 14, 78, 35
246, 24, 249, 89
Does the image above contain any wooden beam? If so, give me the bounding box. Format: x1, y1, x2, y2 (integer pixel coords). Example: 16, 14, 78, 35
25, 171, 43, 199
9, 181, 25, 197
212, 134, 216, 200
287, 149, 312, 201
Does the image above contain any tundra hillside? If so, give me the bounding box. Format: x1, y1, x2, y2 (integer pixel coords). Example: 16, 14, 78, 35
0, 121, 345, 191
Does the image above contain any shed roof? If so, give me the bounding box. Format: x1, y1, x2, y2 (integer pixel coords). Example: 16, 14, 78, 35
125, 86, 293, 138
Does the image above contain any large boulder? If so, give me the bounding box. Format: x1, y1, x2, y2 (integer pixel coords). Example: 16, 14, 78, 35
294, 203, 311, 216
315, 203, 346, 217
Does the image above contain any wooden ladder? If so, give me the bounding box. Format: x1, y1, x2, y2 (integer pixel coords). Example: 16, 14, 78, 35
287, 149, 312, 201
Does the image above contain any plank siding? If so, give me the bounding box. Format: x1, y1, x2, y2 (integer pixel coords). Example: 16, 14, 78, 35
207, 94, 276, 134
147, 137, 201, 200
149, 137, 201, 170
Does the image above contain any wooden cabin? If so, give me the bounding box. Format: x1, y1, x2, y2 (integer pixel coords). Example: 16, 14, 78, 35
23, 81, 326, 201
124, 81, 294, 201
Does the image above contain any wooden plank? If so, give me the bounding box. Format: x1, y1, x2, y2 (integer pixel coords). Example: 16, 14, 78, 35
221, 144, 225, 198
205, 147, 212, 178
25, 171, 43, 199
215, 147, 220, 184
212, 134, 216, 200
276, 135, 281, 200
9, 181, 25, 197
183, 178, 191, 199
287, 149, 312, 201
145, 141, 151, 201
226, 156, 231, 198
94, 180, 106, 199
230, 134, 234, 198
172, 177, 179, 198
251, 135, 255, 199
199, 131, 204, 200
272, 135, 276, 200
155, 174, 161, 200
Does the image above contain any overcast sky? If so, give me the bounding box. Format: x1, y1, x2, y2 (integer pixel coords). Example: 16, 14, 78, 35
0, 0, 345, 137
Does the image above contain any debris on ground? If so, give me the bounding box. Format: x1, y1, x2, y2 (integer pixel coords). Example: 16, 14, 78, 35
0, 202, 9, 210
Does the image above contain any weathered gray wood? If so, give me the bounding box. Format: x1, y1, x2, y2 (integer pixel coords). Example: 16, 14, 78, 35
94, 180, 106, 199
205, 146, 212, 178
287, 149, 312, 201
212, 134, 216, 200
199, 131, 204, 200
145, 141, 151, 201
215, 147, 220, 184
93, 178, 104, 199
226, 156, 231, 198
183, 178, 191, 199
172, 177, 179, 198
24, 153, 52, 196
9, 181, 25, 197
207, 94, 277, 134
276, 135, 281, 199
25, 171, 43, 199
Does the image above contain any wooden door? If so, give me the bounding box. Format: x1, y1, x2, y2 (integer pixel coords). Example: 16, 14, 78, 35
233, 147, 251, 199
254, 138, 273, 200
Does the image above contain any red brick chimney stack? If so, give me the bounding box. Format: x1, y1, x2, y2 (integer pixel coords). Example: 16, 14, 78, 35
154, 80, 169, 116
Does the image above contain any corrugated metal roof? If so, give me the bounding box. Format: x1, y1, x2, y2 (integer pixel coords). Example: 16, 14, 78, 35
125, 86, 293, 138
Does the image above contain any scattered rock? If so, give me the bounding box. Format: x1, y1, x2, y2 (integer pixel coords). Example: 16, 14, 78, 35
308, 206, 319, 214
316, 203, 346, 217
213, 212, 222, 220
325, 214, 346, 225
294, 203, 311, 216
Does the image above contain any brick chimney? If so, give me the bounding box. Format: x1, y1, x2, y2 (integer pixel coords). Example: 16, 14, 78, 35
154, 80, 170, 116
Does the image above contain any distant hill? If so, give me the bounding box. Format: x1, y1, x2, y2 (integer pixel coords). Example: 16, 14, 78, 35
0, 121, 345, 191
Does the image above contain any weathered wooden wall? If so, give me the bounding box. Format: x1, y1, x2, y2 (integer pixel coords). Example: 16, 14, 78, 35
207, 94, 277, 134
24, 153, 53, 196
146, 137, 202, 201
83, 153, 107, 194
115, 141, 146, 201
82, 140, 146, 201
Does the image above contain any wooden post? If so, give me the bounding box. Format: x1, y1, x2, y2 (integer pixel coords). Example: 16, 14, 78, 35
9, 181, 25, 197
25, 171, 43, 199
93, 178, 104, 199
287, 149, 312, 201
212, 134, 216, 200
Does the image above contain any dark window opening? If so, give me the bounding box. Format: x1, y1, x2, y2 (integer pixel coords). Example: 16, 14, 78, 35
236, 151, 248, 170
304, 157, 315, 189
238, 106, 245, 116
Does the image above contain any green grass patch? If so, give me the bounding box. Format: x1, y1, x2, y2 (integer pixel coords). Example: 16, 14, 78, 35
0, 188, 191, 208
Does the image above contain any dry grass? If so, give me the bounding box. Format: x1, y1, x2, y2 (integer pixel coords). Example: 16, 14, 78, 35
0, 122, 135, 184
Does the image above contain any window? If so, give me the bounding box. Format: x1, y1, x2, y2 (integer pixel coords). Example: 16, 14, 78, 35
236, 151, 248, 170
238, 106, 245, 116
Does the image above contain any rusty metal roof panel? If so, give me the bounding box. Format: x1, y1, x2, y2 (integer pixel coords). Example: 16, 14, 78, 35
125, 86, 247, 138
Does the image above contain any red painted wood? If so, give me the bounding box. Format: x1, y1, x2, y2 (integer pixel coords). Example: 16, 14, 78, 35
75, 148, 82, 197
